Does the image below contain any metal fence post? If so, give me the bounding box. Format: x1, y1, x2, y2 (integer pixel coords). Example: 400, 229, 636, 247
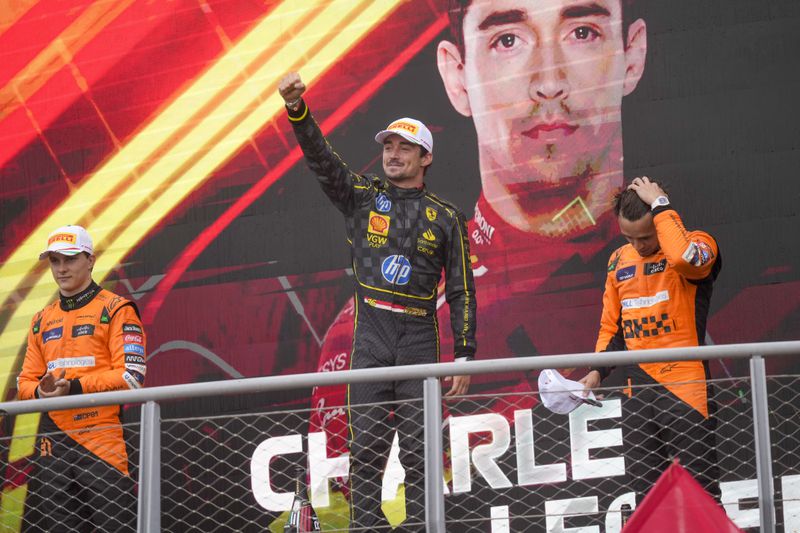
138, 401, 161, 533
424, 376, 445, 532
750, 355, 775, 533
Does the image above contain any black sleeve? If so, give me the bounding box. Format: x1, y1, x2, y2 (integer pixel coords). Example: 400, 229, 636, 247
592, 316, 626, 381
288, 99, 373, 215
444, 210, 477, 360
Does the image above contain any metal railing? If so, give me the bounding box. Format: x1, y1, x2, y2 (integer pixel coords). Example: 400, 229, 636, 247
1, 340, 798, 532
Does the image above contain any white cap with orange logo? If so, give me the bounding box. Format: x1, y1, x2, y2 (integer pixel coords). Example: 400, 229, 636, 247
374, 117, 433, 153
39, 225, 94, 260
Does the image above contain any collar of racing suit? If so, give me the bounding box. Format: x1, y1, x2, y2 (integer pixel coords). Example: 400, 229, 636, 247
384, 180, 426, 199
59, 280, 101, 311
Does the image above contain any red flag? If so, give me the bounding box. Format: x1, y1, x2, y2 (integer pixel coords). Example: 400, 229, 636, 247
623, 461, 744, 532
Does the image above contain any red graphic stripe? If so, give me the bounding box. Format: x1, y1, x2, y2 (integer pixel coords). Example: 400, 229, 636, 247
142, 14, 448, 324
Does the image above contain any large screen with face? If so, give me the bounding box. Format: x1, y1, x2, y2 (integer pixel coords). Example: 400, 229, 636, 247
1, 0, 799, 530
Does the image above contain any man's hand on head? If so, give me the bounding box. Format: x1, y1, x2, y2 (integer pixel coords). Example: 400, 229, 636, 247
37, 368, 70, 398
628, 176, 667, 206
278, 72, 306, 109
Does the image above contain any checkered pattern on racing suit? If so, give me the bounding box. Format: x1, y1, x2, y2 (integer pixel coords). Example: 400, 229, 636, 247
288, 100, 476, 531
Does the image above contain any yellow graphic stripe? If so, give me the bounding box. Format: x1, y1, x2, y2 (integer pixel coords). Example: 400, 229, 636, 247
0, 0, 316, 296
0, 0, 402, 415
0, 484, 27, 532
0, 0, 136, 122
0, 0, 39, 37
97, 0, 401, 285
0, 1, 401, 526
8, 412, 40, 462
551, 196, 596, 225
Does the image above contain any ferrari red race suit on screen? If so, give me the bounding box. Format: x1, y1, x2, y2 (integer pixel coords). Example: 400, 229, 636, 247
17, 281, 146, 532
593, 205, 722, 500
288, 100, 476, 531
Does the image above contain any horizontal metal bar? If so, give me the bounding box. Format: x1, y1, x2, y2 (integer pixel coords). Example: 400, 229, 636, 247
1, 340, 798, 416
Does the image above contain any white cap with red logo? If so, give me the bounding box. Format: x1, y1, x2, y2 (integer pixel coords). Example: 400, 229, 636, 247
374, 117, 433, 153
39, 225, 94, 260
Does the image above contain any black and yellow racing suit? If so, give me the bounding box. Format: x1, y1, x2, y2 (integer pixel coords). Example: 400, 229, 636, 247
288, 100, 476, 531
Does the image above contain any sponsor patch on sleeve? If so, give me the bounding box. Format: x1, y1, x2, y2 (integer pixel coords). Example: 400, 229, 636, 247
124, 343, 145, 356
123, 333, 143, 344
125, 354, 146, 365
697, 242, 714, 264
122, 323, 143, 334
123, 371, 144, 389
682, 242, 711, 267
124, 363, 147, 376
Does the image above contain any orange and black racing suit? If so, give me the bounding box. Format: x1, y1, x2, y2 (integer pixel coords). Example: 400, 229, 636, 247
593, 205, 721, 500
17, 281, 146, 532
288, 100, 476, 531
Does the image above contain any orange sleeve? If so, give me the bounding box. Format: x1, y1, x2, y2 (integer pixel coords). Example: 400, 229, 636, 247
653, 209, 719, 280
17, 313, 46, 400
595, 258, 624, 353
79, 303, 146, 393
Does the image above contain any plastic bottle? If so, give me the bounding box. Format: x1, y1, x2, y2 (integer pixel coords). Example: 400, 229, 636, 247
620, 503, 633, 529
283, 466, 322, 532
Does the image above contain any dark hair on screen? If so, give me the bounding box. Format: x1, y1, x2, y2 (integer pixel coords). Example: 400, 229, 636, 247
446, 0, 642, 59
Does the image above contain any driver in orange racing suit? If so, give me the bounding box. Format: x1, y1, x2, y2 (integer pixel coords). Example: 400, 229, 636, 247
579, 177, 721, 501
17, 225, 146, 532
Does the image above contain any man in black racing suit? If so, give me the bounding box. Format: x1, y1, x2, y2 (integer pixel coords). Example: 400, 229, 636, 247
280, 72, 476, 531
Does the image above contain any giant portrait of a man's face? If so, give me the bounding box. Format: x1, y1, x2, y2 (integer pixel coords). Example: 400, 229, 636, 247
437, 0, 647, 236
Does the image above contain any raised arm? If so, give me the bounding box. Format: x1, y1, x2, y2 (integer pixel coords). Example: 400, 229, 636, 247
628, 176, 719, 281
279, 72, 374, 215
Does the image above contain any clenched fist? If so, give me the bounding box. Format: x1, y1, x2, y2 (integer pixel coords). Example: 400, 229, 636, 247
278, 72, 306, 105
